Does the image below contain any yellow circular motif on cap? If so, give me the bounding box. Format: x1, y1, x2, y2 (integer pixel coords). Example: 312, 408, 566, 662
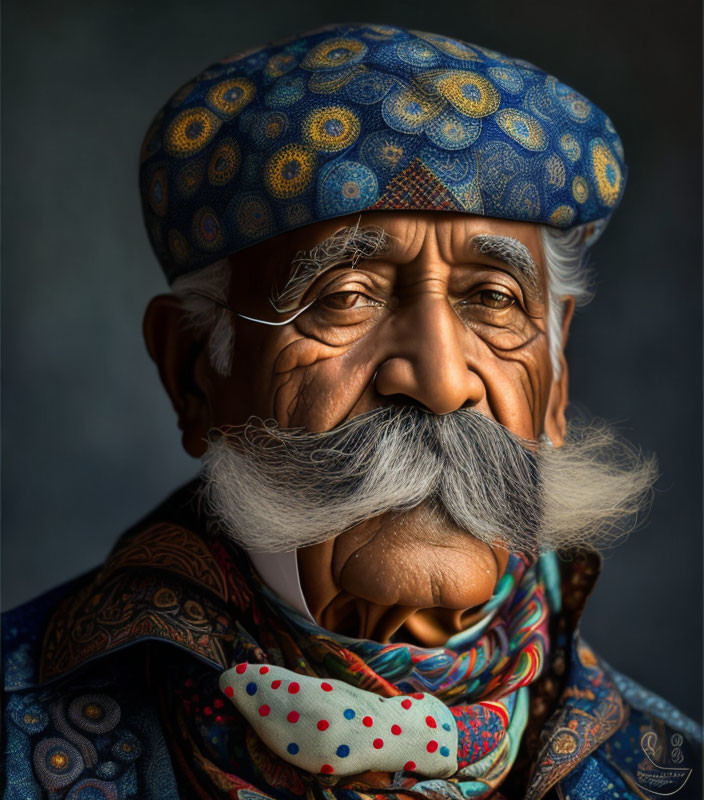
192, 207, 224, 251
433, 71, 500, 117
301, 37, 367, 70
164, 108, 221, 158
549, 205, 576, 226
559, 133, 581, 162
208, 139, 241, 185
303, 106, 361, 152
265, 52, 298, 78
265, 144, 316, 199
206, 77, 255, 117
176, 160, 204, 198
235, 194, 274, 239
590, 138, 622, 207
572, 176, 589, 204
383, 86, 443, 133
496, 109, 547, 151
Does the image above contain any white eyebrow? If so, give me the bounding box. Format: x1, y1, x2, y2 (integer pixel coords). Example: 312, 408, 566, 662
271, 219, 390, 312
471, 234, 542, 298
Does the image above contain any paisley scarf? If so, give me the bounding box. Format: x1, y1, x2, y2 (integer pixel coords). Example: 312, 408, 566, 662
157, 539, 560, 800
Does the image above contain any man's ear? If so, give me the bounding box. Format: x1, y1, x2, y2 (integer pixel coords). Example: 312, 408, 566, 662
543, 296, 575, 447
143, 295, 212, 458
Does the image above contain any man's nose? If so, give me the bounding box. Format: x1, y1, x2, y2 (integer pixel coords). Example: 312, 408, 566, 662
374, 294, 486, 414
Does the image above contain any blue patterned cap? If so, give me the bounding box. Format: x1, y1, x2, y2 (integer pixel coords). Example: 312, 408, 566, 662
139, 24, 626, 282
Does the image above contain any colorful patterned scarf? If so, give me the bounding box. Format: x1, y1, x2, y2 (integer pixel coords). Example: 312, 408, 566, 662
158, 542, 561, 800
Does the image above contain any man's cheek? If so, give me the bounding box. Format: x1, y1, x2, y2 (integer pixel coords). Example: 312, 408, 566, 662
485, 337, 553, 438
270, 339, 375, 429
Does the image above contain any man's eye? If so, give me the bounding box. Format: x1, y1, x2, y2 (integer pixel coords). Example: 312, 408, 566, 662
318, 291, 379, 310
466, 290, 516, 310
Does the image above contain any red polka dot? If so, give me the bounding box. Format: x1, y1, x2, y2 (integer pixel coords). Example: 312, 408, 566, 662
404, 761, 416, 772
287, 711, 300, 723
203, 706, 212, 716
317, 719, 329, 731
185, 679, 193, 688
427, 740, 438, 753
224, 686, 234, 697
235, 663, 247, 674
288, 682, 300, 694
373, 738, 384, 749
271, 680, 281, 689
214, 699, 224, 708
412, 693, 424, 700
426, 716, 437, 728
391, 724, 402, 735
401, 699, 412, 709
215, 715, 223, 724
259, 705, 270, 717
321, 682, 333, 692
320, 764, 334, 774
259, 665, 270, 675
362, 716, 373, 727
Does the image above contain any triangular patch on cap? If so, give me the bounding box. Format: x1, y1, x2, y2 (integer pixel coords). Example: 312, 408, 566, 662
372, 158, 463, 212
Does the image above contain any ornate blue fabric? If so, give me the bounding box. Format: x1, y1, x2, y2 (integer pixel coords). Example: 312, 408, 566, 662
138, 24, 627, 282
2, 584, 181, 800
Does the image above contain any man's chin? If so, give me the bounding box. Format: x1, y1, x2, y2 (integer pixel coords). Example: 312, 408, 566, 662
327, 504, 509, 620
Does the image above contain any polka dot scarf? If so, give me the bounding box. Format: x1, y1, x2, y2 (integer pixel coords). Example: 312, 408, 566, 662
164, 546, 559, 800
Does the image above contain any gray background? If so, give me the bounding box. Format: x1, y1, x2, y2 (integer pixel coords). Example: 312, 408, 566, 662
2, 0, 702, 722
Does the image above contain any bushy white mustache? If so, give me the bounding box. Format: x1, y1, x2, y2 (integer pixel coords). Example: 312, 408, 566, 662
200, 406, 657, 555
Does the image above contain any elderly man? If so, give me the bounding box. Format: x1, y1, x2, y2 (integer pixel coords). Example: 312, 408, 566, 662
2, 24, 701, 800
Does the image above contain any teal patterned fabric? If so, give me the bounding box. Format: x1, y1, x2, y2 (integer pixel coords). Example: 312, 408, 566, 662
138, 24, 627, 282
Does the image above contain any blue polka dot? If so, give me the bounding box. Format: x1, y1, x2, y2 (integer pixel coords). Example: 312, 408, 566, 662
442, 723, 451, 731
287, 742, 299, 755
246, 682, 257, 696
336, 744, 350, 758
343, 708, 355, 720
440, 746, 450, 757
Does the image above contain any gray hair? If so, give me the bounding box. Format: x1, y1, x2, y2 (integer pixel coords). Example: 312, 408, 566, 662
171, 221, 605, 379
201, 406, 656, 554
171, 259, 233, 376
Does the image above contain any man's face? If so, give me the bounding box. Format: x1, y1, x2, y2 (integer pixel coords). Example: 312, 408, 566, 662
146, 210, 573, 644
207, 210, 564, 440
